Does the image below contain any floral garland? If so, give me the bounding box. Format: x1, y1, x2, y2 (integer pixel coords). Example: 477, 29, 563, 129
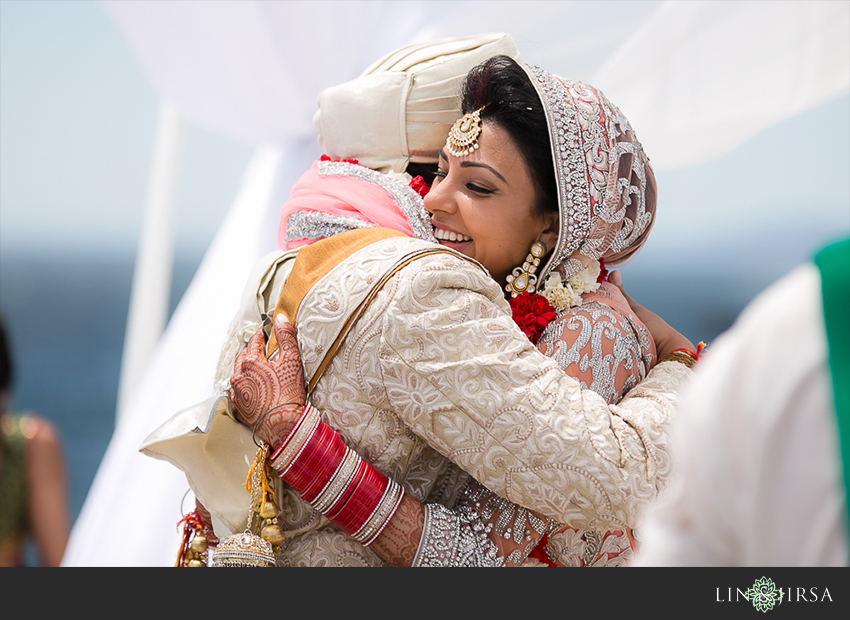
409, 175, 429, 197
509, 259, 607, 344
541, 259, 603, 313
509, 291, 556, 344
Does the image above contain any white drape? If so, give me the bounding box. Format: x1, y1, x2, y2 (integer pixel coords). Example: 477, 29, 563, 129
63, 0, 849, 566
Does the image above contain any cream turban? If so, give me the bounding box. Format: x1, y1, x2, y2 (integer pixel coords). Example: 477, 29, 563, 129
313, 33, 519, 173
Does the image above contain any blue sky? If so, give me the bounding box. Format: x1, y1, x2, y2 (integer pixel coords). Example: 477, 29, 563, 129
1, 0, 848, 270
0, 0, 254, 255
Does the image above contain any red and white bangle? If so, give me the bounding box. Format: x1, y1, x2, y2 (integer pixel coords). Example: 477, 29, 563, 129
268, 402, 404, 546
270, 402, 321, 475
353, 476, 405, 546
311, 447, 361, 513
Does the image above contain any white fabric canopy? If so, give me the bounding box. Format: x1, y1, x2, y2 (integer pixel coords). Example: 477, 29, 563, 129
63, 0, 849, 566
102, 0, 850, 169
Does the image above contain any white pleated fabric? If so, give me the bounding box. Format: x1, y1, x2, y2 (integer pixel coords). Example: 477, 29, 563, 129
635, 264, 849, 566
63, 0, 849, 565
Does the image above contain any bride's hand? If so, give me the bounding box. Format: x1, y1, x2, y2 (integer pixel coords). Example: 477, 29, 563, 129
608, 270, 696, 358
229, 314, 307, 447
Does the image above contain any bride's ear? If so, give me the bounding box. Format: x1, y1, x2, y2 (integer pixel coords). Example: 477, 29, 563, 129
537, 212, 559, 251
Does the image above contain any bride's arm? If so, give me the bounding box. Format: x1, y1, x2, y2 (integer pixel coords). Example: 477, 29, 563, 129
232, 299, 693, 566
376, 257, 694, 529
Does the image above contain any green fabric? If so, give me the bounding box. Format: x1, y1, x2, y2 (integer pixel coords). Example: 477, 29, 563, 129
0, 414, 30, 557
814, 237, 850, 549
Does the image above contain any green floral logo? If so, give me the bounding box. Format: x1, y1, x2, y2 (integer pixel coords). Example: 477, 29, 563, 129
747, 577, 782, 612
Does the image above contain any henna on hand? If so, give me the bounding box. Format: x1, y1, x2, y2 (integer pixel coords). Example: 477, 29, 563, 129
369, 495, 425, 566
229, 315, 307, 447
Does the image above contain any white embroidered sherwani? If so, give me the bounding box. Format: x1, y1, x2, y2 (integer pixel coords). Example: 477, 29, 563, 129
252, 235, 691, 566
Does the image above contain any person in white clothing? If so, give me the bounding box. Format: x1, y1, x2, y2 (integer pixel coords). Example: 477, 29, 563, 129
635, 238, 850, 567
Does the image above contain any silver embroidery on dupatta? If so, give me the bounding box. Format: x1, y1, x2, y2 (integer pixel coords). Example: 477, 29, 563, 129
590, 140, 651, 259
525, 64, 593, 277
537, 302, 650, 405
315, 160, 438, 243
284, 211, 377, 246
522, 64, 653, 282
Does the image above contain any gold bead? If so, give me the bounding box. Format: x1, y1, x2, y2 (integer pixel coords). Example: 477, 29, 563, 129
189, 535, 208, 553
259, 501, 278, 519
186, 559, 206, 568
261, 523, 285, 546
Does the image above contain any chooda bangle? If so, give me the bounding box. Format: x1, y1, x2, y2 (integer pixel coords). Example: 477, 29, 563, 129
268, 403, 404, 546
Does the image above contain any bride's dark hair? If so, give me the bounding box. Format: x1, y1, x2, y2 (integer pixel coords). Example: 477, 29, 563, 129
461, 55, 557, 218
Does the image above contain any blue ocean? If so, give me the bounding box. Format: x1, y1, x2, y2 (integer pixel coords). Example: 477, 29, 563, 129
0, 224, 845, 562
0, 248, 203, 525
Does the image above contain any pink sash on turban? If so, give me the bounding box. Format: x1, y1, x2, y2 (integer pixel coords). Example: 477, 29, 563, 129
278, 160, 435, 250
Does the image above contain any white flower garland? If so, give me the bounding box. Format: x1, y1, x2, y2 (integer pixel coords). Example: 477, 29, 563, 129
541, 260, 601, 312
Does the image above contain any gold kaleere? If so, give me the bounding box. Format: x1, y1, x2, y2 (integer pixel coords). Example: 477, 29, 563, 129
210, 442, 284, 567
176, 509, 210, 567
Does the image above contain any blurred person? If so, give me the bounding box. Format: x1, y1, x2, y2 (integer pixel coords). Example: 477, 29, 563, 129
0, 312, 71, 567
634, 237, 849, 566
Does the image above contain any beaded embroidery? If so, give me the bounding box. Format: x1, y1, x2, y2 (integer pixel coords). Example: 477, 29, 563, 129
522, 64, 653, 282
538, 301, 652, 405
412, 503, 504, 567
284, 211, 377, 246
316, 160, 438, 244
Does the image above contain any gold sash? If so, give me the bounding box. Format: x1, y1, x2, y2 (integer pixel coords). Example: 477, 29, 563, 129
266, 227, 480, 395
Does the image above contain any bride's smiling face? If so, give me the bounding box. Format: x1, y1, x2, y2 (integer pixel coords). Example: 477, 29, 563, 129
425, 121, 558, 287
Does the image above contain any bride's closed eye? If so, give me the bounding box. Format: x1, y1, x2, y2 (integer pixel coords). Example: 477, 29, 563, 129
465, 182, 495, 195
432, 169, 495, 195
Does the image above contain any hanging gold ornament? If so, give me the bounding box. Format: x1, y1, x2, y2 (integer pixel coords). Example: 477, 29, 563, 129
176, 509, 211, 567
446, 108, 484, 157
505, 241, 547, 297
210, 442, 284, 567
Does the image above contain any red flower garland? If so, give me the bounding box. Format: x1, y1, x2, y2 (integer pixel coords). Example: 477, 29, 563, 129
409, 175, 429, 197
509, 292, 556, 344
320, 154, 360, 165
597, 258, 608, 283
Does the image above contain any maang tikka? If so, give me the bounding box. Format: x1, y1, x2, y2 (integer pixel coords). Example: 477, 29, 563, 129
505, 241, 546, 298
446, 107, 484, 157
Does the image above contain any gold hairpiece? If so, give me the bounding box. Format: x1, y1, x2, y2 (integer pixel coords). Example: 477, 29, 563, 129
446, 107, 484, 157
